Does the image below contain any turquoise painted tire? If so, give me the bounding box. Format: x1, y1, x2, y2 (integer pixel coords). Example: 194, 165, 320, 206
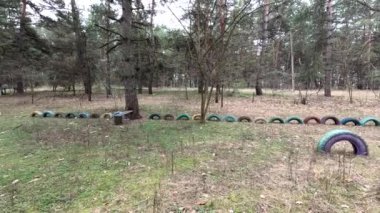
360, 117, 380, 126
317, 129, 368, 155
224, 115, 237, 122
340, 117, 361, 126
79, 112, 90, 119
43, 111, 55, 118
268, 117, 285, 124
207, 114, 222, 122
285, 116, 304, 124
176, 114, 191, 120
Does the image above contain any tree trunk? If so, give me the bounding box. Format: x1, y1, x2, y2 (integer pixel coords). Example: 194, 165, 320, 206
290, 31, 295, 91
105, 0, 112, 97
121, 0, 141, 119
324, 0, 333, 97
148, 0, 156, 95
215, 83, 220, 103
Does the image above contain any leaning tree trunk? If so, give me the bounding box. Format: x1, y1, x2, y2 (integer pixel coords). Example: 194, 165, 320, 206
121, 0, 140, 119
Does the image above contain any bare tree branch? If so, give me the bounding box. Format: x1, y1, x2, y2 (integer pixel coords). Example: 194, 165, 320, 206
356, 0, 380, 12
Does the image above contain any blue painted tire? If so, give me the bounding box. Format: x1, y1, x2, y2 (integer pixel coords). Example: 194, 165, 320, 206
317, 129, 368, 156
79, 112, 90, 119
360, 117, 380, 126
340, 117, 361, 126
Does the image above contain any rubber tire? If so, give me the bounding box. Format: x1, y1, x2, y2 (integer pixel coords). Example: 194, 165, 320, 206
317, 129, 368, 156
65, 113, 77, 119
340, 117, 361, 126
254, 117, 267, 124
149, 113, 161, 120
192, 114, 202, 120
31, 111, 43, 117
176, 114, 191, 120
360, 117, 380, 126
224, 115, 237, 122
268, 117, 285, 124
321, 116, 340, 125
238, 116, 252, 122
101, 113, 113, 119
90, 113, 100, 119
207, 114, 222, 122
304, 116, 321, 124
163, 114, 175, 121
43, 111, 55, 118
54, 112, 65, 118
79, 112, 90, 119
285, 116, 304, 124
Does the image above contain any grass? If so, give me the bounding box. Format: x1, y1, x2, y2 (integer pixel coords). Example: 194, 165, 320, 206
0, 89, 379, 212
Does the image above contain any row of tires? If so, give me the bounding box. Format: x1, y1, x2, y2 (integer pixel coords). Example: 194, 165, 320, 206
31, 111, 117, 119
149, 113, 380, 126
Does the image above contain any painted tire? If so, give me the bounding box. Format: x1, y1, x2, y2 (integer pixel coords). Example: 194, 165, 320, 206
148, 113, 161, 120
65, 113, 77, 119
285, 116, 304, 124
207, 114, 222, 122
304, 116, 321, 124
238, 116, 252, 122
268, 117, 285, 124
224, 115, 237, 122
254, 117, 267, 124
101, 113, 113, 119
317, 129, 368, 156
43, 111, 55, 118
192, 114, 202, 120
90, 113, 100, 119
321, 116, 340, 125
54, 112, 65, 118
360, 117, 380, 126
79, 112, 90, 119
176, 114, 191, 120
31, 111, 43, 117
163, 114, 175, 121
340, 117, 361, 126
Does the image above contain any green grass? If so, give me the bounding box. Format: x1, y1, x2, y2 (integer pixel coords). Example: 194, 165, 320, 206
0, 116, 284, 212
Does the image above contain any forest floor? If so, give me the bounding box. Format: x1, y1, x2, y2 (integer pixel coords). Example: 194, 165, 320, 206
0, 88, 379, 212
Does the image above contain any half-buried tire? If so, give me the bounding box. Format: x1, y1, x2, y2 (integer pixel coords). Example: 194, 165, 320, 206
163, 114, 175, 121
90, 113, 100, 119
268, 117, 285, 124
360, 116, 380, 127
43, 111, 55, 118
207, 114, 222, 122
101, 113, 113, 119
79, 112, 90, 119
176, 114, 191, 120
65, 112, 77, 119
317, 129, 368, 156
304, 116, 321, 124
321, 116, 340, 125
285, 116, 304, 124
340, 117, 361, 126
192, 114, 202, 121
254, 117, 267, 124
238, 116, 252, 122
54, 112, 65, 118
224, 115, 237, 122
31, 111, 43, 117
148, 113, 161, 120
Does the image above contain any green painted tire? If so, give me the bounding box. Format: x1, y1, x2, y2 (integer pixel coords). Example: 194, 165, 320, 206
285, 116, 304, 124
176, 114, 191, 120
207, 114, 222, 122
360, 117, 380, 126
268, 117, 285, 124
224, 115, 237, 122
148, 113, 161, 120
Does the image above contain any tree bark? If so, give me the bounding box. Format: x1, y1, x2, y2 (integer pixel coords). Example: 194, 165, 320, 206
324, 0, 333, 97
121, 0, 141, 119
105, 0, 112, 97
